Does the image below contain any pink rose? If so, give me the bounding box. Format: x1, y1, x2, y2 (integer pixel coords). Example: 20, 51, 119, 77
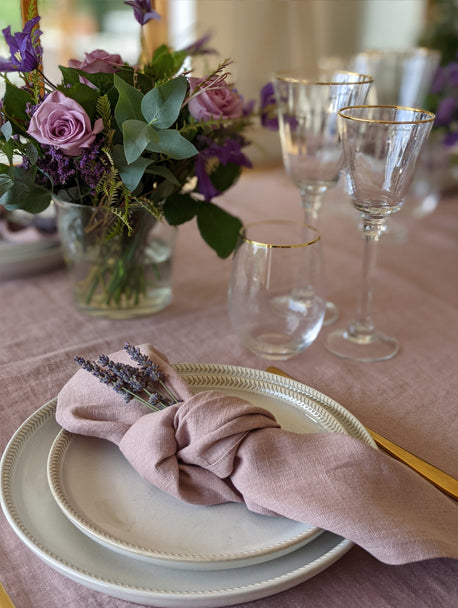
27, 91, 104, 156
68, 49, 124, 74
188, 76, 244, 121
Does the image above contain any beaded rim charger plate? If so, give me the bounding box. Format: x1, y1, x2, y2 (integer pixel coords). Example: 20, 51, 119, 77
1, 365, 374, 605
45, 364, 372, 570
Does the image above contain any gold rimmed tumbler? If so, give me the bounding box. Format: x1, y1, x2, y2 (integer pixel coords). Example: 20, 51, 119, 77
228, 220, 326, 360
325, 105, 435, 362
272, 71, 373, 325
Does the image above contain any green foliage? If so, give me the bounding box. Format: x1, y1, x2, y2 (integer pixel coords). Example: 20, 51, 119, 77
0, 165, 51, 212
148, 45, 188, 83
197, 202, 242, 259
0, 10, 255, 265
3, 81, 33, 126
163, 192, 200, 225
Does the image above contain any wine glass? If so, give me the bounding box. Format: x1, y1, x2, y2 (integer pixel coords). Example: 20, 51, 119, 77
228, 219, 326, 360
325, 105, 435, 362
272, 71, 373, 324
350, 48, 441, 108
350, 48, 441, 243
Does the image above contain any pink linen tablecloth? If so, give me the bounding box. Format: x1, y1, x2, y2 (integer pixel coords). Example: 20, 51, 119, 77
1, 165, 457, 607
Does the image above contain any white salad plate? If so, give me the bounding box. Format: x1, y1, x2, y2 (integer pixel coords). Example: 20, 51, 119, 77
1, 365, 374, 606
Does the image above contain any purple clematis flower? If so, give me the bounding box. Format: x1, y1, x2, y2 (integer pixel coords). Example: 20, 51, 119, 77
0, 16, 42, 73
124, 0, 161, 26
195, 137, 252, 201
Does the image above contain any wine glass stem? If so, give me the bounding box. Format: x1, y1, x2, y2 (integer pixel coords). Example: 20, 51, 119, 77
300, 187, 326, 228
350, 217, 385, 342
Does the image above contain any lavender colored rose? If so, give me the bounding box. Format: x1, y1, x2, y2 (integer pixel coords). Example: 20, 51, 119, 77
27, 91, 104, 156
68, 49, 124, 74
188, 76, 244, 121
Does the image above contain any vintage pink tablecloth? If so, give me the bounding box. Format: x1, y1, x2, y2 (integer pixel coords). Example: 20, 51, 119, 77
1, 166, 457, 607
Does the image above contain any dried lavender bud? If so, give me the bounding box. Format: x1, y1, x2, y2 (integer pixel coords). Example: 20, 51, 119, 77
75, 346, 181, 412
98, 354, 110, 366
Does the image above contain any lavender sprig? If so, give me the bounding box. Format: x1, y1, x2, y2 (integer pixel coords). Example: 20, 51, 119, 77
123, 342, 181, 404
74, 345, 182, 412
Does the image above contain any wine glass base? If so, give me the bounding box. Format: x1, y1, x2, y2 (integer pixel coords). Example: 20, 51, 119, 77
325, 326, 399, 362
322, 301, 339, 326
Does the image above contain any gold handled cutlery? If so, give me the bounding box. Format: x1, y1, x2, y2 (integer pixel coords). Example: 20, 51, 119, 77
266, 366, 458, 500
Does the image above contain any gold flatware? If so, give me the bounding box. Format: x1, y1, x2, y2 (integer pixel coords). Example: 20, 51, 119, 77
266, 366, 458, 501
0, 583, 16, 608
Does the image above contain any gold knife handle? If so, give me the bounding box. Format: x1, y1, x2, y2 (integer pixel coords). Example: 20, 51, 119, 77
0, 584, 16, 608
365, 427, 458, 500
266, 366, 458, 501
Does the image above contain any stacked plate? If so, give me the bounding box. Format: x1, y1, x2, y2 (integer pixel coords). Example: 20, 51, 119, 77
1, 364, 374, 607
0, 238, 62, 280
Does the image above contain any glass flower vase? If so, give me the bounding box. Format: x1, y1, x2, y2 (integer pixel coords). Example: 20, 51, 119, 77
54, 199, 176, 319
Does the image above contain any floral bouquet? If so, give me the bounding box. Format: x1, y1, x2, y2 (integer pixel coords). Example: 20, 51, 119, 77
0, 1, 255, 315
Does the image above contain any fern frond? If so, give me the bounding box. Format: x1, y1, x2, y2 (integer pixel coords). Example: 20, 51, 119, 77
106, 206, 133, 236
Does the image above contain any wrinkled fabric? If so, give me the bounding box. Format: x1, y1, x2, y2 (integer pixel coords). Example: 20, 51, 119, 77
56, 345, 458, 566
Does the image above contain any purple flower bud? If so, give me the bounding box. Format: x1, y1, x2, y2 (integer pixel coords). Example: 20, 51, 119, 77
0, 16, 42, 72
124, 0, 160, 26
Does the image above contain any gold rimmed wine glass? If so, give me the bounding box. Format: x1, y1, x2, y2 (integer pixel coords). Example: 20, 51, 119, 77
325, 105, 435, 362
272, 70, 373, 325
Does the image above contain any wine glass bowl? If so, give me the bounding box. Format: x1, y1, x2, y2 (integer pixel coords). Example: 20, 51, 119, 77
228, 220, 326, 360
272, 71, 373, 325
350, 48, 441, 108
325, 105, 435, 362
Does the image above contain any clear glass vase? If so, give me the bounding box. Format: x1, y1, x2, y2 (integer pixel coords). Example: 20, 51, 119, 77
54, 199, 176, 319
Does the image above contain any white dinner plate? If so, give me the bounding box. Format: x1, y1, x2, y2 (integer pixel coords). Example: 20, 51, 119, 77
1, 366, 373, 606
47, 362, 351, 570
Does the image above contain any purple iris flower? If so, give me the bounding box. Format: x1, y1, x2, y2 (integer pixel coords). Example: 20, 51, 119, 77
124, 0, 160, 26
195, 137, 252, 201
0, 16, 42, 72
259, 82, 278, 131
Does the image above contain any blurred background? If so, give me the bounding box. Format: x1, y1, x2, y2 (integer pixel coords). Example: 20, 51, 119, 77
1, 0, 457, 168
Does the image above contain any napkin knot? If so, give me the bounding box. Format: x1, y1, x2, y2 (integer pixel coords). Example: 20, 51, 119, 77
56, 344, 458, 565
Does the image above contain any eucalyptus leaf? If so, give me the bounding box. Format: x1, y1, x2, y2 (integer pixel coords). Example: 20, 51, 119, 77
113, 144, 152, 191
122, 120, 157, 164
1, 122, 13, 141
141, 77, 188, 128
114, 74, 144, 127
146, 129, 198, 159
146, 165, 180, 186
197, 202, 242, 258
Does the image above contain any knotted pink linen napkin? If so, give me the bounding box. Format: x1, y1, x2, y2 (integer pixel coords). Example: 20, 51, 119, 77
56, 344, 458, 566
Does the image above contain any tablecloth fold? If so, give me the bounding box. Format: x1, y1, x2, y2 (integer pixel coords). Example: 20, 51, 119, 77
56, 344, 458, 565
